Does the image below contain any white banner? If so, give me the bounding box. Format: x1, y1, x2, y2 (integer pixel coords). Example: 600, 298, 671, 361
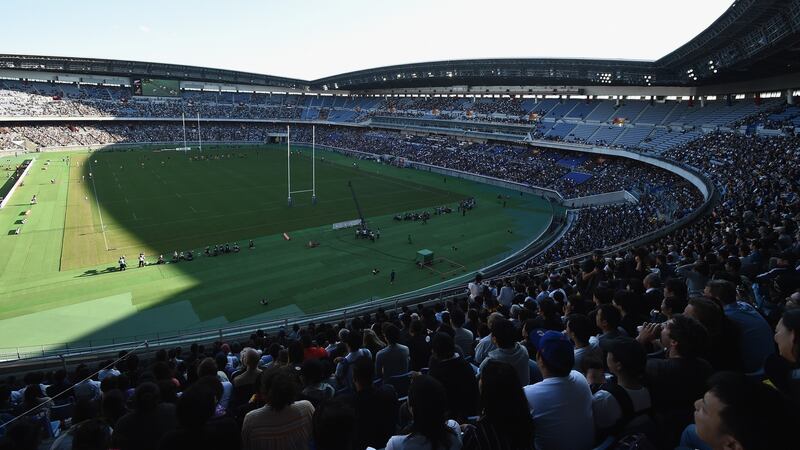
332, 219, 361, 230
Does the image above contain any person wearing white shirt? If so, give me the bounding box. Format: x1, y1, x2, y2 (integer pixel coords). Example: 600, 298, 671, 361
592, 337, 652, 436
498, 280, 515, 308
467, 274, 484, 300
524, 330, 594, 450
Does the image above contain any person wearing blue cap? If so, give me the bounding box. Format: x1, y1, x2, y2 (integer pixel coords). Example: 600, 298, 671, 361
523, 329, 594, 450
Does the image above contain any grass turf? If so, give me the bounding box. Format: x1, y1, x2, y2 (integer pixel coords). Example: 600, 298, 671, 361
0, 146, 554, 352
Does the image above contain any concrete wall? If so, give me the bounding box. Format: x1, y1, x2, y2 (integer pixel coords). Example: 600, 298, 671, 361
563, 190, 637, 208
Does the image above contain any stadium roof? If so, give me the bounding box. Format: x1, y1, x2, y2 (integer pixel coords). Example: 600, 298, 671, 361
1, 0, 799, 91
0, 54, 309, 90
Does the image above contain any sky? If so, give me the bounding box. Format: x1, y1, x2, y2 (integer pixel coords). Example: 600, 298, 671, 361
1, 0, 734, 81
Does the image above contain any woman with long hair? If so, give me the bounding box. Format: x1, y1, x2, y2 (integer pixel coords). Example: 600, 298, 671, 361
363, 328, 387, 358
386, 375, 461, 450
463, 360, 534, 450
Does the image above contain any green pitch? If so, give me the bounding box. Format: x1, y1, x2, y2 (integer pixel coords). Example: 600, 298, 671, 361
0, 145, 555, 353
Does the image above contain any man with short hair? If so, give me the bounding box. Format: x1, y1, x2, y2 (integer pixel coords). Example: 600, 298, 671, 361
592, 304, 626, 350
449, 307, 474, 357
566, 314, 602, 371
375, 323, 409, 382
639, 314, 712, 447
659, 279, 689, 322
474, 312, 503, 364
335, 330, 372, 390
479, 318, 530, 386
345, 356, 399, 450
524, 330, 595, 450
613, 290, 648, 338
687, 371, 794, 450
593, 337, 652, 436
705, 279, 774, 373
643, 273, 663, 312
428, 332, 479, 421
677, 261, 710, 298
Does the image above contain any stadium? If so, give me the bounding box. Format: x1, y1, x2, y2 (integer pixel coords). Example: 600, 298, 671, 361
0, 0, 799, 449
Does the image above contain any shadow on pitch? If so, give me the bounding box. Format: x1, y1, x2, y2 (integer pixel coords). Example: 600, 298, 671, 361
76, 267, 121, 278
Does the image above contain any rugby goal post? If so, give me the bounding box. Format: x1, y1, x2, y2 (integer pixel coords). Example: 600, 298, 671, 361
287, 125, 317, 206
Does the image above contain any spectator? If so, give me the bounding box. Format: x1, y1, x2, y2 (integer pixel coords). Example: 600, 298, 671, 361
72, 365, 101, 403
705, 280, 774, 373
593, 304, 626, 350
375, 323, 410, 382
345, 357, 399, 450
385, 375, 461, 450
659, 278, 689, 322
45, 369, 71, 400
311, 399, 356, 450
231, 348, 263, 410
764, 309, 800, 404
48, 398, 100, 450
301, 334, 328, 361
407, 320, 431, 371
157, 381, 239, 450
676, 261, 710, 298
299, 359, 334, 406
21, 384, 50, 420
638, 314, 712, 447
683, 297, 743, 372
566, 314, 602, 373
613, 290, 648, 338
498, 279, 515, 308
474, 312, 503, 364
1, 419, 41, 450
72, 418, 112, 450
530, 298, 564, 331
643, 273, 664, 312
463, 360, 534, 450
198, 357, 233, 413
112, 382, 177, 450
241, 368, 314, 450
688, 372, 795, 450
524, 330, 594, 450
592, 337, 652, 438
428, 332, 479, 421
363, 329, 387, 358
479, 318, 530, 386
335, 330, 372, 390
449, 308, 475, 358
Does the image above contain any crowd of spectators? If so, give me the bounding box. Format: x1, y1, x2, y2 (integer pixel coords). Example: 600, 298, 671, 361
308, 127, 700, 203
